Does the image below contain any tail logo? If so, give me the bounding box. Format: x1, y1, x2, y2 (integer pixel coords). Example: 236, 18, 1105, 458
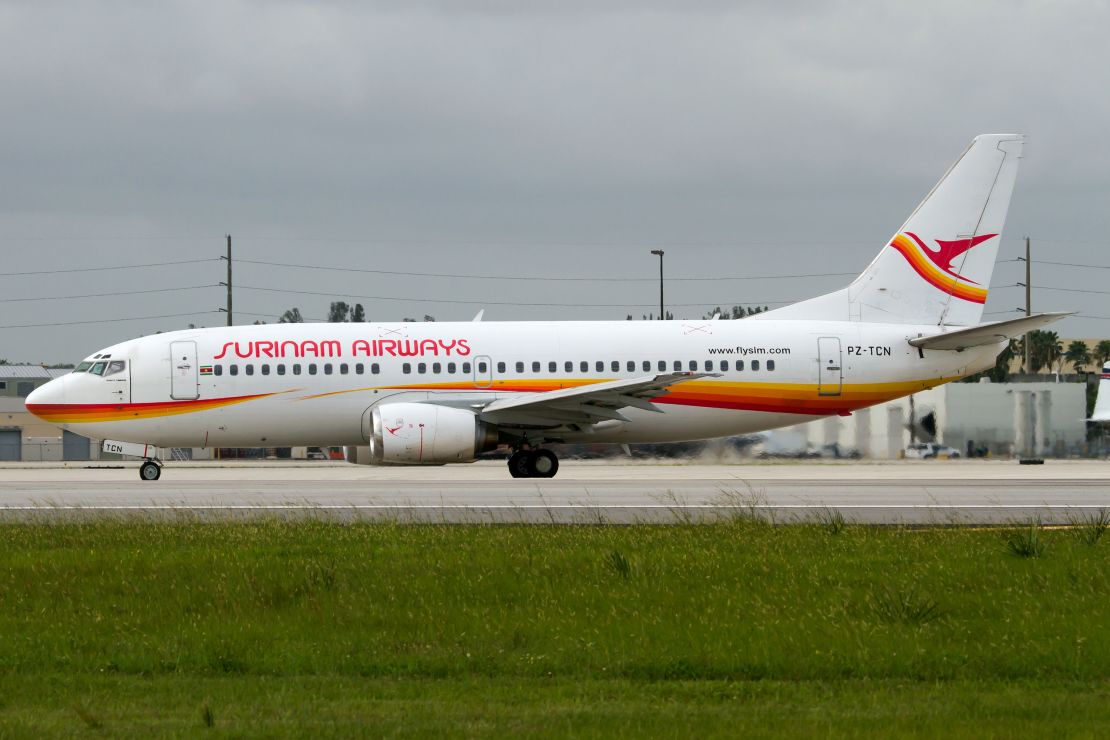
888, 232, 997, 304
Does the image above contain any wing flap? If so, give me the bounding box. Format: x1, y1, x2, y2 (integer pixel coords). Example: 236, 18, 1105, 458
480, 372, 712, 426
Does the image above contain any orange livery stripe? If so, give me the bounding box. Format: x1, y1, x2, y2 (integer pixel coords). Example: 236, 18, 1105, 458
27, 392, 279, 424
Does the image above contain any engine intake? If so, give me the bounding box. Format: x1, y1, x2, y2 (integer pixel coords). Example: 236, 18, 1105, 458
348, 402, 498, 465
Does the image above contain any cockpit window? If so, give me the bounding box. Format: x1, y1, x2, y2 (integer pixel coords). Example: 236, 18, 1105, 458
74, 362, 92, 373
90, 362, 107, 376
104, 360, 127, 377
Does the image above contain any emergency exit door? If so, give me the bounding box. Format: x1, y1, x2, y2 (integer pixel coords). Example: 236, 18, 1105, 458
170, 340, 199, 400
818, 337, 843, 396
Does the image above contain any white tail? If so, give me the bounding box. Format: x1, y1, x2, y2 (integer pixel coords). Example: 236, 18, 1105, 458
761, 134, 1024, 326
1091, 363, 1110, 422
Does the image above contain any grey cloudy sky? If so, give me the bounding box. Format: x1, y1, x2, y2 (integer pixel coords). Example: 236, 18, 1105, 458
2, 0, 1109, 362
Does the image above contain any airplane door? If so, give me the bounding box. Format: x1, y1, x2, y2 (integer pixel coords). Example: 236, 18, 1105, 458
818, 337, 843, 396
170, 341, 200, 400
473, 355, 493, 388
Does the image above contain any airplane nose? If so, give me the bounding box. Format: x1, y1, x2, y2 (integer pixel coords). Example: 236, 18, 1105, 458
25, 376, 66, 416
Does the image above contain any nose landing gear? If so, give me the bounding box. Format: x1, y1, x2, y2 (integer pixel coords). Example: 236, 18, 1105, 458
139, 459, 162, 481
507, 448, 559, 478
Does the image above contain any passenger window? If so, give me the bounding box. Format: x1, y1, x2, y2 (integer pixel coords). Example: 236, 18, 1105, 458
768, 360, 775, 371
230, 365, 239, 376
689, 361, 698, 371
355, 363, 364, 374
371, 363, 380, 374
515, 362, 524, 373
104, 360, 126, 377
611, 361, 619, 372
532, 361, 541, 373
705, 360, 714, 371
752, 360, 760, 371
737, 360, 744, 371
90, 362, 107, 376
580, 361, 588, 372
673, 361, 682, 371
214, 365, 223, 376
627, 361, 635, 372
432, 363, 441, 374
643, 361, 651, 372
596, 361, 604, 372
293, 364, 301, 375
721, 360, 729, 371
403, 363, 411, 374
261, 364, 270, 376
463, 362, 472, 373
417, 362, 427, 374
277, 364, 285, 376
308, 364, 317, 375
246, 364, 254, 376
565, 361, 573, 372
448, 362, 456, 373
496, 362, 505, 373
340, 363, 349, 375
548, 361, 556, 373
658, 360, 666, 372
324, 363, 333, 375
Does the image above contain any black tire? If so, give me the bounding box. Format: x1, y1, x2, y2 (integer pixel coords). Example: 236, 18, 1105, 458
508, 451, 531, 478
139, 461, 161, 481
528, 449, 559, 478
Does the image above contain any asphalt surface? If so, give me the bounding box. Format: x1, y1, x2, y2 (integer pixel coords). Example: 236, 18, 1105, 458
1, 460, 1108, 524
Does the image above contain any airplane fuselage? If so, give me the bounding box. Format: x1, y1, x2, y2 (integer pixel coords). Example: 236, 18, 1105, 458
27, 319, 1000, 450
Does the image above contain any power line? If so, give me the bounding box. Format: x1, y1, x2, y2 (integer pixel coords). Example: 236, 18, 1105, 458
1029, 259, 1110, 270
0, 311, 221, 330
0, 258, 220, 277
0, 285, 218, 303
236, 284, 793, 309
236, 258, 854, 283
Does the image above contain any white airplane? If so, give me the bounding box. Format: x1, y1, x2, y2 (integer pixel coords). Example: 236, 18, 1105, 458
27, 134, 1068, 480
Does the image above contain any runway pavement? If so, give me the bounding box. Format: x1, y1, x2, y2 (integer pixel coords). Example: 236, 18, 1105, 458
1, 459, 1108, 524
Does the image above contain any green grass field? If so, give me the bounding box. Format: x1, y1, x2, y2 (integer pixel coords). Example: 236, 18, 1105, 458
1, 516, 1108, 736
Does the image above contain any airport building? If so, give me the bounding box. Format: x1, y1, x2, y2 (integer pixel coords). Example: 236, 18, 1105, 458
760, 379, 1088, 459
0, 366, 97, 461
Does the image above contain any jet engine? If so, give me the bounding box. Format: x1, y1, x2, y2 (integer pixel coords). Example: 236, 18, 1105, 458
346, 402, 499, 465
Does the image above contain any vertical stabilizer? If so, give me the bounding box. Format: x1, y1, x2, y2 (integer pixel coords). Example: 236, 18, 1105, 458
1091, 363, 1110, 422
759, 134, 1024, 326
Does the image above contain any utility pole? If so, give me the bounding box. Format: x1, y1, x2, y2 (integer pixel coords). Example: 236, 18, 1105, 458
1021, 237, 1030, 372
650, 249, 664, 320
220, 235, 233, 326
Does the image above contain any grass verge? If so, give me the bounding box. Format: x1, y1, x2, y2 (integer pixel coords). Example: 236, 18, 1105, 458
0, 519, 1108, 735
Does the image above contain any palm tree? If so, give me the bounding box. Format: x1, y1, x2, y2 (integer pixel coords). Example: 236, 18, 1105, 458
1025, 330, 1063, 374
1095, 340, 1110, 369
1065, 340, 1092, 374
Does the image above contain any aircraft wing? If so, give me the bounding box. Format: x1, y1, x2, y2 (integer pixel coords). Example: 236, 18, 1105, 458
909, 312, 1072, 352
479, 372, 713, 427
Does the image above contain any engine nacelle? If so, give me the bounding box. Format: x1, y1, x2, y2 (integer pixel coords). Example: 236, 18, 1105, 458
349, 402, 498, 465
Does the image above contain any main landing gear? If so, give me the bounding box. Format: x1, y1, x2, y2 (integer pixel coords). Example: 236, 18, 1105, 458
139, 459, 162, 481
507, 448, 559, 479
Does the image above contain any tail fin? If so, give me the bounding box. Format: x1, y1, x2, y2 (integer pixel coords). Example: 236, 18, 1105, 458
760, 134, 1024, 326
1091, 363, 1110, 422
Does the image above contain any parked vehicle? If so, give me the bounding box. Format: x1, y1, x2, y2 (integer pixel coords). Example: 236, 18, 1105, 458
904, 442, 961, 459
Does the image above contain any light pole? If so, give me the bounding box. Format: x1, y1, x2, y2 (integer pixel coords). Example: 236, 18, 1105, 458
650, 249, 664, 320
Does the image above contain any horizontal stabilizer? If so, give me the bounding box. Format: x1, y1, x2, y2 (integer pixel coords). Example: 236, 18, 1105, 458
909, 312, 1071, 351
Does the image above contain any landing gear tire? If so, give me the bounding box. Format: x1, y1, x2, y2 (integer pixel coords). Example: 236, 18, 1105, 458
528, 449, 559, 478
508, 451, 531, 478
139, 460, 162, 481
